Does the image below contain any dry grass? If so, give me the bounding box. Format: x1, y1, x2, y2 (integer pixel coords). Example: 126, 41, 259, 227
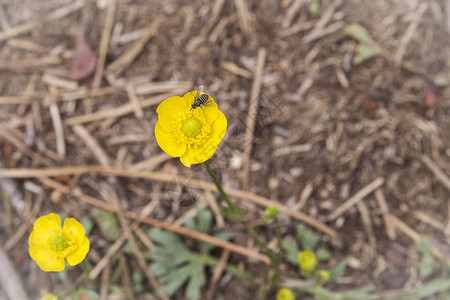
0, 0, 449, 299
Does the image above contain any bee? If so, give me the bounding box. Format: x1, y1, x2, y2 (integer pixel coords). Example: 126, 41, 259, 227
191, 85, 213, 110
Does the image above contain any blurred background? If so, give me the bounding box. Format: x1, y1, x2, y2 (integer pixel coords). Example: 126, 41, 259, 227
0, 0, 450, 299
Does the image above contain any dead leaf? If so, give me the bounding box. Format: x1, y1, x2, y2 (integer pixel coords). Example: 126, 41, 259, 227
424, 83, 436, 108
69, 37, 97, 81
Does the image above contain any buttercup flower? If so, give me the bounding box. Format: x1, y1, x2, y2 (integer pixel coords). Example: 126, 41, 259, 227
297, 251, 318, 276
155, 90, 227, 167
29, 213, 90, 272
276, 287, 295, 300
316, 269, 330, 282
40, 293, 58, 300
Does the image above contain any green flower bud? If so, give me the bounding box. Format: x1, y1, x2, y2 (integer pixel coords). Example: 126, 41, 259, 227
262, 206, 278, 224
276, 287, 295, 300
266, 206, 278, 218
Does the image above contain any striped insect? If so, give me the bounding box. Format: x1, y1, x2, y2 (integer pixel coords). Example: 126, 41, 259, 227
190, 85, 213, 110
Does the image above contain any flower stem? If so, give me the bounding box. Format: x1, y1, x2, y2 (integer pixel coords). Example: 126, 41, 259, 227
203, 161, 274, 258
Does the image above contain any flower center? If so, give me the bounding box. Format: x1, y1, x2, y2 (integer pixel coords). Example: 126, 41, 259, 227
181, 117, 203, 138
51, 234, 69, 252
174, 112, 212, 148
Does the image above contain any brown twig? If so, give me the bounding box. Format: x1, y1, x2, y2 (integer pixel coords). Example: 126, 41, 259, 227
243, 48, 266, 191
125, 85, 144, 119
0, 97, 36, 105
234, 0, 253, 35
0, 124, 54, 166
48, 86, 65, 159
374, 189, 396, 240
106, 20, 159, 83
93, 0, 116, 88
0, 166, 337, 237
421, 155, 450, 193
119, 255, 134, 300
394, 3, 427, 65
328, 177, 384, 221
0, 56, 62, 71
72, 125, 111, 166
205, 249, 230, 300
99, 262, 110, 300
65, 92, 175, 125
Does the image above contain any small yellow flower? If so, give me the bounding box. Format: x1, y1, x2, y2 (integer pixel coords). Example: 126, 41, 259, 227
316, 269, 330, 282
276, 287, 295, 300
155, 91, 227, 167
297, 251, 318, 276
29, 213, 90, 272
40, 293, 58, 300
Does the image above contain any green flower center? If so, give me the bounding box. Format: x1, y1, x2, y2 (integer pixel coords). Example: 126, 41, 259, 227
181, 117, 203, 138
51, 234, 69, 252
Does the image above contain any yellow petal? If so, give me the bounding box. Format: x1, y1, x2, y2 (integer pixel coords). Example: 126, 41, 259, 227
156, 96, 190, 131
66, 237, 90, 266
180, 145, 218, 167
205, 110, 227, 146
63, 218, 86, 241
184, 91, 219, 121
155, 124, 186, 157
29, 247, 65, 272
30, 213, 63, 244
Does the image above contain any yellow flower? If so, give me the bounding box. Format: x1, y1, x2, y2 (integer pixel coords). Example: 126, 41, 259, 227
155, 90, 227, 167
316, 269, 330, 282
297, 251, 318, 276
29, 213, 90, 272
40, 293, 58, 300
276, 287, 295, 300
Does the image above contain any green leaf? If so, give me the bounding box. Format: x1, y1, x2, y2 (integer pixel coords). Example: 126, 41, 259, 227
354, 44, 382, 65
148, 206, 237, 300
296, 224, 320, 251
316, 247, 332, 261
415, 236, 435, 278
344, 23, 374, 44
157, 274, 188, 297
305, 284, 375, 300
185, 205, 213, 234
185, 264, 206, 300
80, 216, 94, 236
344, 23, 383, 65
281, 238, 299, 265
91, 209, 120, 241
329, 261, 347, 281
132, 270, 144, 293
401, 279, 450, 300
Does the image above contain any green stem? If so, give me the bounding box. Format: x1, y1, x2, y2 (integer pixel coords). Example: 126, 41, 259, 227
270, 221, 282, 289
203, 161, 274, 258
